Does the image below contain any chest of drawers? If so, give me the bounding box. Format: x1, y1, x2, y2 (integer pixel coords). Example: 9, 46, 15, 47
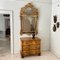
20, 37, 41, 58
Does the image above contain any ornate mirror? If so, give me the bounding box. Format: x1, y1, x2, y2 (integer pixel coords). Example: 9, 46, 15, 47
20, 3, 39, 35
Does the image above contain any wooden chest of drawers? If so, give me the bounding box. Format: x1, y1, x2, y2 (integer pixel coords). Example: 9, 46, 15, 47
20, 37, 41, 58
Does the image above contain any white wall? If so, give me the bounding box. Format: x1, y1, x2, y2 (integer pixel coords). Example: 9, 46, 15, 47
36, 3, 51, 50
51, 0, 60, 58
0, 0, 52, 53
0, 14, 5, 37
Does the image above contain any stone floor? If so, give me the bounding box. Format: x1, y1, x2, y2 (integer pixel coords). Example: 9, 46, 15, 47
0, 37, 10, 57
0, 38, 60, 60
0, 51, 60, 60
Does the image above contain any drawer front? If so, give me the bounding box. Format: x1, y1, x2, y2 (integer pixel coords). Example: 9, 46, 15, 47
22, 51, 29, 56
30, 45, 40, 50
30, 50, 40, 55
22, 45, 29, 51
22, 40, 29, 45
30, 40, 40, 45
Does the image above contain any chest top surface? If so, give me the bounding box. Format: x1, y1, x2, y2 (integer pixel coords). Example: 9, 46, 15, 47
20, 37, 41, 41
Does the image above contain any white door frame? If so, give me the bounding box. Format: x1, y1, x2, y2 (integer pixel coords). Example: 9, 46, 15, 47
0, 10, 14, 54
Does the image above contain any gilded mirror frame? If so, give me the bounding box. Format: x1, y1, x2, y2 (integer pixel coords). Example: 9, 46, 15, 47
20, 3, 39, 35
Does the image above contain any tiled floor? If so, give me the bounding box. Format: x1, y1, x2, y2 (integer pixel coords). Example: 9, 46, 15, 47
0, 51, 60, 60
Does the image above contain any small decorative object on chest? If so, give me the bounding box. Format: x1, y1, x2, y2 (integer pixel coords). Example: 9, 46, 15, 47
20, 37, 41, 58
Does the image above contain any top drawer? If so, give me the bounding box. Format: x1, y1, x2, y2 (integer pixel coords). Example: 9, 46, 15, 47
22, 40, 30, 46
30, 40, 40, 45
21, 37, 41, 45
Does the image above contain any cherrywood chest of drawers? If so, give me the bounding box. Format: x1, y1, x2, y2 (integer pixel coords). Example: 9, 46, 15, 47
20, 37, 41, 58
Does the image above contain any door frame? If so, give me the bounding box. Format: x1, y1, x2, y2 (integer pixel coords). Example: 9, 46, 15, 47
0, 10, 14, 54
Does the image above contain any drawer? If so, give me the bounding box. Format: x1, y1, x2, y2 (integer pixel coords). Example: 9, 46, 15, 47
22, 45, 29, 51
30, 40, 40, 45
22, 40, 29, 45
30, 50, 40, 55
30, 45, 40, 50
22, 51, 29, 56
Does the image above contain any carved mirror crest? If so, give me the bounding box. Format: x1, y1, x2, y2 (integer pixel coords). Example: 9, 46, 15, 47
20, 3, 39, 35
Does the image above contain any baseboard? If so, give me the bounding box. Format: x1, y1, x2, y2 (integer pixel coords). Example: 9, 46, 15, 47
51, 50, 60, 58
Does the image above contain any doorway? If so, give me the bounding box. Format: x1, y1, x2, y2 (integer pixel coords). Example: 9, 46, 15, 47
0, 10, 14, 55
